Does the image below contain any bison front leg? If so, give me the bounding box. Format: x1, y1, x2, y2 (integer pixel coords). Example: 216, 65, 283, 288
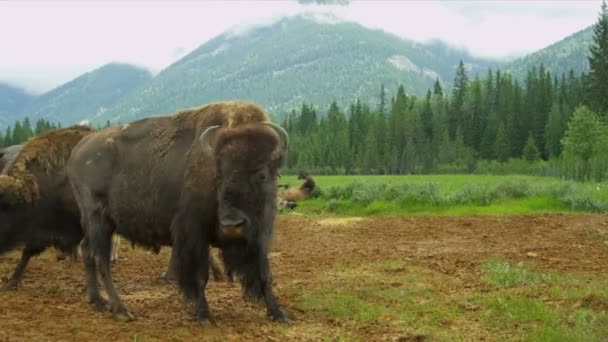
259, 253, 290, 323
1, 245, 44, 291
173, 213, 213, 325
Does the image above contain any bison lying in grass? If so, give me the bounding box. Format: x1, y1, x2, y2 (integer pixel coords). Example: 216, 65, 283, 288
67, 101, 290, 324
0, 126, 94, 290
277, 171, 316, 210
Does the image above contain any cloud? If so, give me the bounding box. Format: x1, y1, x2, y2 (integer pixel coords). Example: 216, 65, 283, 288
0, 0, 602, 93
298, 0, 350, 5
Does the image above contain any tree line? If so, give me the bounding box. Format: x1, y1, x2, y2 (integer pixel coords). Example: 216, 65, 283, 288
281, 66, 587, 174
2, 2, 606, 181
0, 118, 61, 147
282, 2, 608, 180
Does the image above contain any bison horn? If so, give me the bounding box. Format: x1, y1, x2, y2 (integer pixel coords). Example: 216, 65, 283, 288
263, 122, 289, 162
199, 125, 221, 148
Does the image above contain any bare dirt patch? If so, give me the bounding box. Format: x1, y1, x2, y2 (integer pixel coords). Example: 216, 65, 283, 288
1, 214, 607, 340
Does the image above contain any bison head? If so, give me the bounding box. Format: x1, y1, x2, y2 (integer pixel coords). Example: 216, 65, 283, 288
200, 122, 288, 243
0, 175, 39, 248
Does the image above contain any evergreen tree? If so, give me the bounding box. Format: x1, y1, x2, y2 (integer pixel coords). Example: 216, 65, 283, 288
4, 127, 12, 146
433, 78, 443, 97
449, 60, 468, 139
480, 111, 499, 160
545, 103, 565, 158
587, 0, 608, 117
12, 121, 24, 144
494, 123, 510, 162
561, 106, 607, 180
523, 133, 541, 162
378, 84, 387, 117
362, 124, 379, 174
22, 117, 34, 138
421, 90, 434, 140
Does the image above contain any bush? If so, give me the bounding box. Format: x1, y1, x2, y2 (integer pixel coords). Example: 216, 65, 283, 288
324, 199, 341, 213
451, 184, 497, 205
560, 192, 608, 212
352, 183, 386, 205
492, 179, 532, 199
400, 182, 443, 205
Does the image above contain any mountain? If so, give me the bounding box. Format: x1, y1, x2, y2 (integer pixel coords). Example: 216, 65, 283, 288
19, 63, 152, 126
0, 83, 33, 128
503, 25, 593, 81
97, 15, 501, 124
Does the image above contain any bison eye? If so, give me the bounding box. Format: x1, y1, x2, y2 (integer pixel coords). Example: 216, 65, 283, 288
254, 170, 267, 182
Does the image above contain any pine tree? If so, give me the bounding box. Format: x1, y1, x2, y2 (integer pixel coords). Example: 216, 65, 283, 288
433, 78, 443, 97
421, 90, 434, 140
494, 123, 510, 162
480, 111, 498, 160
4, 127, 12, 146
378, 84, 387, 117
523, 133, 541, 162
12, 121, 24, 144
561, 106, 607, 180
587, 0, 608, 118
449, 60, 468, 140
545, 102, 565, 158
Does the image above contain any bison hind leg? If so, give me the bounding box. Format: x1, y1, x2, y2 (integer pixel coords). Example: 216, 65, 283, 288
84, 210, 134, 322
209, 249, 226, 282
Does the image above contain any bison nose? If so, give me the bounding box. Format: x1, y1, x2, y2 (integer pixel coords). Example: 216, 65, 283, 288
220, 216, 247, 239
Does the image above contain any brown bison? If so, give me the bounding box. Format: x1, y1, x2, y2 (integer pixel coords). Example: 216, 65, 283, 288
67, 101, 290, 324
0, 126, 94, 289
277, 171, 316, 207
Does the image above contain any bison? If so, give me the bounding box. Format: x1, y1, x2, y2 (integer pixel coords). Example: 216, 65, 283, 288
277, 171, 316, 209
0, 126, 94, 290
67, 101, 290, 324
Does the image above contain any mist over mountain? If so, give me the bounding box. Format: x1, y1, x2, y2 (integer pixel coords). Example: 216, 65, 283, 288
0, 15, 595, 127
95, 15, 500, 124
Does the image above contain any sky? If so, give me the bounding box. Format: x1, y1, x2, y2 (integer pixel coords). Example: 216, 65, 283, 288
0, 0, 602, 94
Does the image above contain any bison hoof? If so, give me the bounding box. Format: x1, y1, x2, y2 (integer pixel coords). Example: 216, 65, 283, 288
112, 309, 135, 322
197, 318, 213, 327
159, 270, 176, 282
88, 296, 109, 311
269, 309, 291, 323
0, 280, 19, 291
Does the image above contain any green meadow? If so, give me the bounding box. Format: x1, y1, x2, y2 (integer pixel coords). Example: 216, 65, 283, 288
279, 175, 608, 216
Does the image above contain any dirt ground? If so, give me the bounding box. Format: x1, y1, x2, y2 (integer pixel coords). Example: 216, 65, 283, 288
1, 213, 607, 341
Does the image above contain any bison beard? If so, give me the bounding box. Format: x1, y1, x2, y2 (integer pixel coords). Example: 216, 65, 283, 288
67, 101, 290, 324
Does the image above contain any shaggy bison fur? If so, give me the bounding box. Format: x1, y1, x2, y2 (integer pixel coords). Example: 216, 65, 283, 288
67, 101, 290, 324
0, 126, 94, 289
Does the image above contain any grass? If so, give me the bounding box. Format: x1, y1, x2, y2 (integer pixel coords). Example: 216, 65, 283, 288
296, 260, 479, 340
296, 258, 608, 341
279, 174, 608, 217
478, 259, 608, 341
